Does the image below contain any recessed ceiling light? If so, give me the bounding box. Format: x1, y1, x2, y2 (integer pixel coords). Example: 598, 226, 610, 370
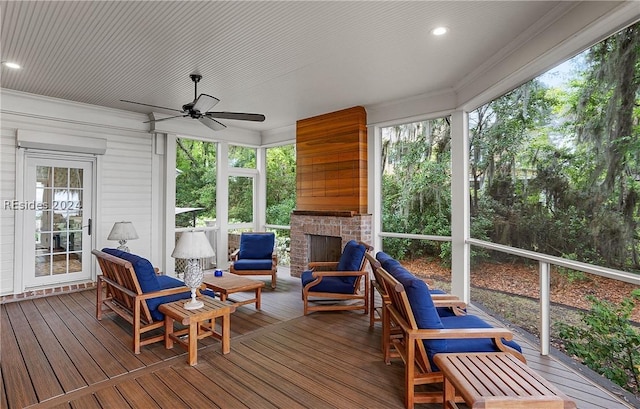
2, 61, 21, 69
431, 27, 449, 36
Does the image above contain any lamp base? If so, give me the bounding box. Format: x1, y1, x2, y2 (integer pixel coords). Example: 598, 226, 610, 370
183, 299, 204, 310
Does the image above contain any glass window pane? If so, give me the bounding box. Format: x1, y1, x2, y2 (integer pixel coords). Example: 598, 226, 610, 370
380, 119, 451, 235
37, 166, 52, 186
53, 167, 68, 187
229, 145, 256, 168
266, 144, 296, 225
228, 176, 253, 223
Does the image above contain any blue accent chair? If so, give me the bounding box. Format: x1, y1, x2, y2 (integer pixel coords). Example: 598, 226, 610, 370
229, 232, 278, 289
93, 248, 215, 354
301, 240, 373, 315
374, 264, 524, 407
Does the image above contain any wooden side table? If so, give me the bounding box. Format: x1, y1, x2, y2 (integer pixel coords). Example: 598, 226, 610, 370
158, 295, 236, 366
202, 272, 265, 310
433, 352, 576, 409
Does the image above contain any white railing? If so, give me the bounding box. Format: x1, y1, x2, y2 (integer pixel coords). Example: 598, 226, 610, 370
467, 238, 640, 355
380, 232, 640, 355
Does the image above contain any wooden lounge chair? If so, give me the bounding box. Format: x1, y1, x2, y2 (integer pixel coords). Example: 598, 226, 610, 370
301, 240, 373, 315
93, 249, 213, 354
229, 232, 278, 289
365, 252, 467, 364
375, 264, 525, 408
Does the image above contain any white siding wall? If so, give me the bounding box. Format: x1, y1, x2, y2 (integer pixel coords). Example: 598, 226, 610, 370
0, 128, 17, 294
0, 91, 156, 295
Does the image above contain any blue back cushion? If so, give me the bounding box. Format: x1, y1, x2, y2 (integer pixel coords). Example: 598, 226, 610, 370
337, 240, 366, 271
102, 248, 160, 293
239, 233, 275, 260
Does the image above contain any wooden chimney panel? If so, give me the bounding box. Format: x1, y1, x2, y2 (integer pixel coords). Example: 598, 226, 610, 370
296, 106, 367, 214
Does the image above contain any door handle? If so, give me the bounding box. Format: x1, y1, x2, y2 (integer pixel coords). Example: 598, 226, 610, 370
84, 218, 92, 236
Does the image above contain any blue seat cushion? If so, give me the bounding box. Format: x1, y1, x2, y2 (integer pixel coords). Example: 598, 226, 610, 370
301, 270, 355, 294
426, 314, 523, 370
102, 248, 160, 293
147, 275, 216, 321
238, 233, 275, 260
232, 259, 273, 270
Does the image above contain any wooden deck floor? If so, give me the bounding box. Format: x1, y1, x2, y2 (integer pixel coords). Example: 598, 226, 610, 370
1, 268, 637, 409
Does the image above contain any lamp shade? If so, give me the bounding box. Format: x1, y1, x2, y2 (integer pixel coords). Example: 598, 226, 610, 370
172, 231, 215, 259
107, 221, 139, 241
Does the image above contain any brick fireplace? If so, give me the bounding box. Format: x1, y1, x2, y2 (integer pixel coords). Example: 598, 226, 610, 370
289, 211, 372, 277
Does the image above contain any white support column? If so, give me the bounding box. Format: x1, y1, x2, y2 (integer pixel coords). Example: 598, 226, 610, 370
368, 124, 383, 251
256, 146, 267, 231
539, 261, 551, 355
163, 134, 177, 276
450, 110, 470, 304
217, 142, 230, 270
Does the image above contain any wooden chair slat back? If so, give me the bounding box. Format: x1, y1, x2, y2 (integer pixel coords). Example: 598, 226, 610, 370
92, 249, 154, 323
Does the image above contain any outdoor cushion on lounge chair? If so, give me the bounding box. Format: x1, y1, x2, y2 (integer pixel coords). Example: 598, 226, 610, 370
230, 232, 278, 289
301, 240, 373, 315
94, 248, 214, 353
366, 253, 467, 364
374, 264, 524, 408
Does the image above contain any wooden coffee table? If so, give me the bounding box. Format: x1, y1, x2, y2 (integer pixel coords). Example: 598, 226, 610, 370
158, 295, 236, 366
433, 352, 576, 409
202, 272, 265, 310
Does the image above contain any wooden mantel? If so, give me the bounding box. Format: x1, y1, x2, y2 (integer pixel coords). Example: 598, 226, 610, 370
296, 106, 367, 214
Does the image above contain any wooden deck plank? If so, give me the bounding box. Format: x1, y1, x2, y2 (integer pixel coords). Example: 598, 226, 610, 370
193, 357, 281, 409
115, 378, 162, 408
61, 292, 148, 372
154, 367, 227, 409
69, 393, 102, 409
231, 341, 349, 408
134, 372, 191, 408
1, 306, 39, 408
1, 269, 637, 409
201, 351, 308, 409
3, 302, 65, 402
19, 299, 90, 391
93, 386, 133, 409
48, 295, 130, 378
32, 297, 110, 385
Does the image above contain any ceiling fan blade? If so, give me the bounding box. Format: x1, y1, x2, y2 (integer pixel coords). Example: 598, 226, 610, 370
205, 112, 266, 122
143, 114, 186, 124
192, 94, 219, 113
120, 100, 183, 113
199, 116, 227, 131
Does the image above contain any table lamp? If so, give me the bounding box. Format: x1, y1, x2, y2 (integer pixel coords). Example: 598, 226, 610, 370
107, 221, 139, 252
171, 230, 215, 310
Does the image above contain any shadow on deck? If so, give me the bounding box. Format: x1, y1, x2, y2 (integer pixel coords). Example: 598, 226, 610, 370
1, 267, 636, 409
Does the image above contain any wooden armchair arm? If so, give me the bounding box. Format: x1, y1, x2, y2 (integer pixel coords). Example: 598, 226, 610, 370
411, 327, 513, 341
311, 270, 367, 278
230, 248, 240, 261
138, 285, 192, 300
308, 261, 339, 270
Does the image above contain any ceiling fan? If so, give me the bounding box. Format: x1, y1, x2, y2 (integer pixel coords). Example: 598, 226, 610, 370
121, 74, 265, 131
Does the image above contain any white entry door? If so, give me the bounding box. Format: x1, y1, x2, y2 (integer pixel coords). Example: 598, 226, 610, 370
23, 156, 93, 288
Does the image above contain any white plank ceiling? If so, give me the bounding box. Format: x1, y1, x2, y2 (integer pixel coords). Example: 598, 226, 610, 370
0, 1, 637, 132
